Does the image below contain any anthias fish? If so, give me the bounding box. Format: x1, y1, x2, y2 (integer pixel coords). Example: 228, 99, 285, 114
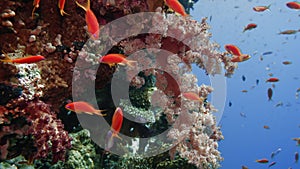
105, 107, 124, 150
279, 30, 298, 35
99, 54, 136, 67
32, 0, 40, 17
266, 77, 279, 82
76, 0, 100, 39
65, 101, 106, 116
231, 54, 251, 62
225, 44, 242, 56
242, 165, 248, 169
243, 23, 257, 32
282, 61, 292, 65
1, 54, 45, 64
182, 92, 204, 102
256, 158, 269, 163
286, 1, 300, 10
268, 88, 273, 101
253, 5, 271, 12
165, 0, 188, 17
58, 0, 69, 16
268, 161, 276, 168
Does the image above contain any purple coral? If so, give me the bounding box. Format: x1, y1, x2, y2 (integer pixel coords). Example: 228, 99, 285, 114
25, 100, 72, 163
0, 100, 71, 163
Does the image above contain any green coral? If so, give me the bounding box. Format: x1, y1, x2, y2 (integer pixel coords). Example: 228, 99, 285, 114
33, 129, 97, 169
104, 152, 197, 169
129, 72, 156, 110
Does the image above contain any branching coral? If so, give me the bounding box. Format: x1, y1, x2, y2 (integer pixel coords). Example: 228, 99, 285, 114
0, 100, 71, 163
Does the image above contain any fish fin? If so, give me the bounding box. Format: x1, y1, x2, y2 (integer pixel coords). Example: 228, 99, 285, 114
60, 9, 70, 16
126, 60, 137, 68
114, 133, 123, 140
0, 51, 12, 62
95, 109, 107, 116
267, 4, 271, 11
75, 0, 90, 11
105, 130, 114, 151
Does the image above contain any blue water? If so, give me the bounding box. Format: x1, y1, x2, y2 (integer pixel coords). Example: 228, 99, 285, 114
191, 0, 300, 168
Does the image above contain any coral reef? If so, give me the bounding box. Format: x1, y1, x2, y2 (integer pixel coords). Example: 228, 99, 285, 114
0, 0, 239, 168
0, 100, 71, 163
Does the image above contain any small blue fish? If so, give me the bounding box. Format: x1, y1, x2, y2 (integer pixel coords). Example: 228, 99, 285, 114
242, 75, 246, 81
268, 161, 276, 168
262, 51, 273, 55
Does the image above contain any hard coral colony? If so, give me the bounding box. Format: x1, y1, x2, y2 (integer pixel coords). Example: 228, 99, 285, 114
0, 0, 238, 168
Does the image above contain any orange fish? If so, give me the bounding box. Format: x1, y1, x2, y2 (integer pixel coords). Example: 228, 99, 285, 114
225, 44, 242, 56
253, 5, 271, 12
286, 1, 300, 10
58, 0, 69, 16
256, 158, 269, 163
241, 90, 248, 93
231, 54, 251, 62
99, 54, 136, 67
32, 0, 41, 17
165, 0, 188, 17
105, 107, 123, 150
282, 61, 292, 65
65, 101, 106, 116
266, 77, 279, 82
243, 23, 257, 32
182, 92, 204, 102
75, 0, 100, 39
263, 125, 270, 129
1, 52, 45, 64
279, 29, 298, 35
292, 137, 300, 146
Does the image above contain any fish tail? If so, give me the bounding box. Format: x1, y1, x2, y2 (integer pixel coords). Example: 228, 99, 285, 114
105, 130, 114, 151
0, 51, 12, 63
126, 60, 137, 68
95, 109, 107, 116
32, 6, 37, 18
75, 0, 89, 11
60, 9, 69, 16
114, 133, 123, 140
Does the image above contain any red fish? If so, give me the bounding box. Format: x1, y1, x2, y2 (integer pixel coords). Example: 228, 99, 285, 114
105, 107, 123, 150
225, 44, 242, 56
253, 5, 271, 12
264, 125, 270, 129
286, 1, 300, 10
256, 158, 269, 163
282, 61, 292, 65
231, 54, 251, 62
266, 77, 279, 82
32, 0, 41, 17
182, 92, 204, 102
1, 53, 45, 64
65, 101, 106, 116
99, 54, 136, 67
58, 0, 68, 16
165, 0, 188, 17
243, 23, 257, 32
75, 0, 100, 39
